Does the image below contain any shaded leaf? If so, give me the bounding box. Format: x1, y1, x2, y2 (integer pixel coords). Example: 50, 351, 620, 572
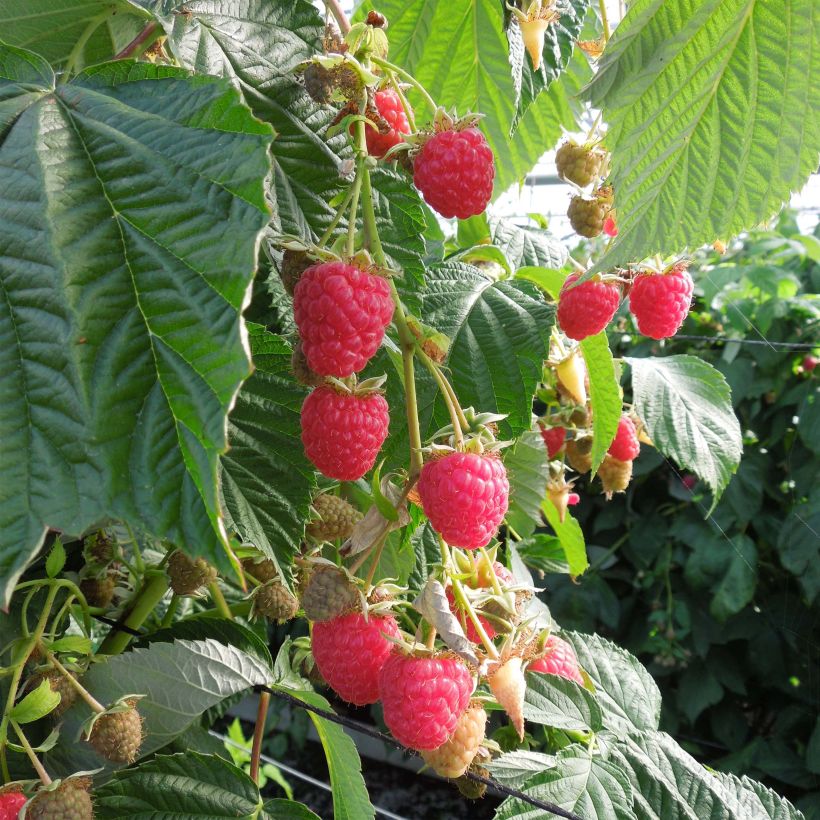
505, 430, 551, 539
523, 671, 603, 733
486, 750, 557, 789
580, 332, 621, 474
541, 501, 587, 577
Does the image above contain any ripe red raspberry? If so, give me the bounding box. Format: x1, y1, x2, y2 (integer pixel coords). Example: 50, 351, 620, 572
628, 265, 693, 339
567, 492, 580, 506
301, 386, 389, 480
379, 653, 474, 750
362, 89, 410, 158
413, 128, 494, 219
293, 262, 394, 377
529, 635, 583, 684
603, 215, 618, 237
557, 273, 621, 341
312, 612, 400, 705
802, 355, 818, 372
539, 424, 566, 458
418, 452, 509, 549
0, 792, 26, 819
608, 416, 640, 462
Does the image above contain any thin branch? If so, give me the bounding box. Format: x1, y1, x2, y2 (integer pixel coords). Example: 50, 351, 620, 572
324, 0, 351, 34
250, 691, 270, 784
114, 22, 160, 60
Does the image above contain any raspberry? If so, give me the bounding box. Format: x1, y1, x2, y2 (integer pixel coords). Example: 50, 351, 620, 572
312, 612, 399, 705
598, 454, 633, 498
79, 573, 115, 609
306, 494, 362, 541
603, 215, 618, 237
293, 262, 394, 377
608, 416, 640, 461
27, 670, 77, 719
362, 89, 410, 158
379, 653, 474, 750
242, 557, 278, 584
166, 551, 217, 595
421, 703, 487, 778
567, 190, 613, 237
568, 492, 580, 506
27, 778, 93, 820
301, 386, 389, 481
300, 564, 358, 622
802, 355, 818, 372
539, 424, 566, 459
566, 438, 592, 474
446, 587, 496, 643
303, 63, 334, 104
0, 791, 26, 819
418, 452, 509, 550
557, 273, 621, 341
413, 128, 494, 219
252, 581, 298, 623
555, 140, 605, 188
456, 765, 489, 799
83, 530, 114, 567
629, 264, 694, 339
529, 635, 584, 684
87, 700, 143, 764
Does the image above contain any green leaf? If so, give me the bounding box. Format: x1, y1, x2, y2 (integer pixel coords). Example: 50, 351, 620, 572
777, 491, 820, 604
46, 638, 271, 774
9, 678, 61, 724
626, 355, 742, 504
262, 799, 321, 820
487, 218, 567, 271
45, 539, 66, 579
0, 48, 272, 606
506, 0, 591, 132
486, 750, 557, 789
517, 533, 571, 575
505, 430, 551, 538
355, 0, 576, 194
712, 771, 807, 820
220, 327, 316, 580
523, 671, 603, 733
587, 0, 820, 267
0, 0, 149, 71
516, 266, 566, 300
94, 751, 261, 818
709, 534, 758, 621
580, 333, 621, 474
47, 635, 92, 655
677, 663, 724, 724
422, 262, 555, 439
280, 689, 376, 820
564, 631, 662, 735
541, 500, 588, 577
496, 745, 633, 820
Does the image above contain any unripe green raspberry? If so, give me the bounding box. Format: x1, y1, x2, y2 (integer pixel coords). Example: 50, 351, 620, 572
300, 564, 358, 622
567, 188, 613, 238
252, 581, 299, 623
598, 454, 633, 498
87, 699, 143, 764
79, 573, 116, 609
242, 557, 278, 584
83, 530, 115, 567
306, 494, 362, 542
455, 765, 489, 799
555, 140, 606, 188
28, 778, 94, 820
566, 438, 593, 474
167, 551, 217, 595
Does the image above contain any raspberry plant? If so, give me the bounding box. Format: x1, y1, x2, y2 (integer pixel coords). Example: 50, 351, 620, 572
0, 1, 816, 819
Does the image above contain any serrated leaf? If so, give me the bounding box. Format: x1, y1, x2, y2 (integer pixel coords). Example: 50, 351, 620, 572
45, 539, 66, 579
94, 751, 261, 818
9, 678, 61, 724
505, 430, 551, 538
517, 533, 571, 575
281, 689, 376, 820
0, 48, 272, 606
777, 491, 820, 604
262, 799, 321, 820
712, 771, 808, 820
580, 333, 621, 474
47, 635, 92, 656
516, 266, 566, 299
626, 355, 742, 504
46, 638, 271, 775
588, 0, 820, 268
496, 745, 633, 820
563, 632, 661, 735
220, 327, 316, 580
423, 262, 555, 439
506, 0, 591, 132
355, 0, 577, 194
541, 500, 588, 577
486, 750, 557, 788
487, 218, 567, 271
0, 0, 149, 71
523, 671, 603, 733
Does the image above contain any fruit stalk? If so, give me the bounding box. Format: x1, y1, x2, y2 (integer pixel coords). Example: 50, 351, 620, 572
371, 57, 438, 114
209, 582, 234, 621
44, 650, 105, 713
11, 722, 51, 785
250, 691, 270, 785
598, 0, 611, 41
97, 571, 169, 655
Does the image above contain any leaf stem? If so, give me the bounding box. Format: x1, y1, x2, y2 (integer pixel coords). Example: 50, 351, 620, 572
160, 594, 181, 628
386, 72, 417, 132
11, 722, 51, 786
61, 10, 111, 83
318, 182, 358, 247
598, 0, 611, 42
250, 691, 270, 785
450, 576, 499, 660
44, 650, 105, 713
372, 58, 438, 115
417, 352, 466, 449
113, 21, 161, 60
323, 0, 351, 34
209, 582, 234, 621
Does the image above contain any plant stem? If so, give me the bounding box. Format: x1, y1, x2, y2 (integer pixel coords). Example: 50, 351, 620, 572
11, 722, 51, 786
323, 0, 351, 34
363, 534, 389, 589
160, 594, 181, 628
209, 582, 234, 621
250, 691, 270, 785
114, 21, 161, 59
61, 10, 111, 82
479, 547, 503, 595
598, 0, 611, 42
417, 352, 466, 448
386, 72, 417, 132
318, 182, 358, 247
451, 577, 499, 660
44, 650, 104, 713
346, 161, 364, 257
372, 58, 438, 115
97, 571, 169, 655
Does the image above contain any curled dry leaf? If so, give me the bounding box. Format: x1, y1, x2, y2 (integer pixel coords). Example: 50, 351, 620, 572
340, 478, 410, 558
413, 577, 479, 667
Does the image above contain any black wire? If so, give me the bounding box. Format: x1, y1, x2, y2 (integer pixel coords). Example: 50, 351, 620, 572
88, 615, 583, 820
670, 334, 816, 350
